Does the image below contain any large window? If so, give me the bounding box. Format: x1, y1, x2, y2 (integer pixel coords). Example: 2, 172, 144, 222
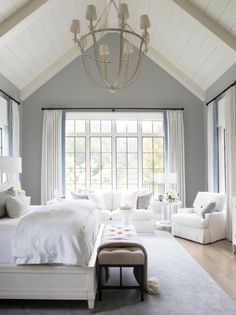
65, 112, 165, 196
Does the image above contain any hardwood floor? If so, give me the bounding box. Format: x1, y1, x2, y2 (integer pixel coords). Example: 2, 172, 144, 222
175, 237, 236, 302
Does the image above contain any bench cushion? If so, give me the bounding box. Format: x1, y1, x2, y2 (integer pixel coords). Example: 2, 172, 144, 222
98, 247, 145, 265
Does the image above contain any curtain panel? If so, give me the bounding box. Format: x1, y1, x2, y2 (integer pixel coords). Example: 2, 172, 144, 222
207, 101, 219, 193
41, 110, 63, 204
225, 86, 236, 240
166, 110, 186, 207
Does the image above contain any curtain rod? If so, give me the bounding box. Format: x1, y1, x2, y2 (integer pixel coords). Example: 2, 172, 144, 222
206, 80, 236, 106
0, 88, 20, 105
41, 107, 184, 111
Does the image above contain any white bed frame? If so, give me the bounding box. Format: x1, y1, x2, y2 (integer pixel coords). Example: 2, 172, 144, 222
0, 224, 104, 310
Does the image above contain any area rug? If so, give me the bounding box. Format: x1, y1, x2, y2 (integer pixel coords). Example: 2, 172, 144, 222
0, 231, 236, 315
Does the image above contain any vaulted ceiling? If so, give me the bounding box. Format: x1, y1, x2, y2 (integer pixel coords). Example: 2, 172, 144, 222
0, 0, 236, 101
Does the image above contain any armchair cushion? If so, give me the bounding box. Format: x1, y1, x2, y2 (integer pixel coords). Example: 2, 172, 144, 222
172, 213, 208, 229
177, 208, 194, 214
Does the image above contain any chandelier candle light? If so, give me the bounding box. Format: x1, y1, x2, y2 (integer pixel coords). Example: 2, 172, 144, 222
70, 0, 151, 92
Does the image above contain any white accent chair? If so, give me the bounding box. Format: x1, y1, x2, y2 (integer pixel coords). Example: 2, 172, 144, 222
172, 192, 226, 244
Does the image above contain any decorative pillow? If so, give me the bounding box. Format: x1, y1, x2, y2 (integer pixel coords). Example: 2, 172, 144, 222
71, 191, 88, 200
137, 192, 152, 209
120, 191, 138, 209
196, 202, 216, 219
5, 195, 30, 218
0, 187, 16, 218
88, 192, 106, 210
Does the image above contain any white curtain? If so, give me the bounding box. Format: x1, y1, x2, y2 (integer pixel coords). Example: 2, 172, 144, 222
41, 110, 62, 204
207, 101, 219, 192
12, 101, 19, 156
167, 110, 186, 207
225, 86, 236, 240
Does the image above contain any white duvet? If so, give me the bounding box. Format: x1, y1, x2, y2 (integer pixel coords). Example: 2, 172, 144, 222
12, 200, 99, 266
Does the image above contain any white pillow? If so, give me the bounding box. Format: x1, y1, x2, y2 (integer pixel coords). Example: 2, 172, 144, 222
120, 191, 138, 209
6, 195, 30, 218
88, 192, 106, 210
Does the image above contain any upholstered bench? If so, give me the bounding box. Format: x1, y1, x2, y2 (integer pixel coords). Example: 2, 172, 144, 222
97, 225, 145, 302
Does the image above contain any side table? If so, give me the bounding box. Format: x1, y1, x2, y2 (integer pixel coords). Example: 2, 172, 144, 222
152, 200, 181, 229
117, 209, 135, 226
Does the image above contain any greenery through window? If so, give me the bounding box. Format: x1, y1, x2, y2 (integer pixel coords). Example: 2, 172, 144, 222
65, 113, 165, 196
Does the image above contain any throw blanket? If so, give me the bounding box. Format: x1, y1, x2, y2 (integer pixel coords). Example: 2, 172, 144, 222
97, 225, 159, 294
13, 200, 99, 266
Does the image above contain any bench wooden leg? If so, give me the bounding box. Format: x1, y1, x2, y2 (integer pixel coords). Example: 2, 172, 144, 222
140, 265, 144, 302
98, 265, 102, 301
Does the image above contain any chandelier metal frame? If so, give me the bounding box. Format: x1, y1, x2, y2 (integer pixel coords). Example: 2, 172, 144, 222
70, 0, 151, 92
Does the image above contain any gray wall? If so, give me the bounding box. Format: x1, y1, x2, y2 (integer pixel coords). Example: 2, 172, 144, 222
206, 63, 236, 101
22, 54, 205, 206
0, 72, 20, 101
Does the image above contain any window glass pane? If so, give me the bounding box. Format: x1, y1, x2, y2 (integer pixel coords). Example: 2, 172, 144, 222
66, 153, 74, 167
76, 168, 86, 184
75, 153, 86, 168
153, 121, 163, 135
116, 121, 126, 133
75, 137, 85, 152
102, 137, 111, 152
143, 138, 152, 152
75, 120, 85, 133
91, 152, 101, 168
142, 121, 152, 133
66, 120, 74, 133
117, 153, 127, 168
66, 137, 74, 152
143, 153, 153, 168
90, 137, 100, 152
128, 153, 138, 168
128, 169, 138, 184
153, 138, 163, 152
102, 153, 112, 168
91, 169, 100, 184
117, 138, 126, 152
117, 169, 127, 184
90, 120, 100, 133
154, 153, 163, 169
127, 121, 137, 133
101, 120, 111, 133
128, 138, 137, 152
102, 169, 112, 184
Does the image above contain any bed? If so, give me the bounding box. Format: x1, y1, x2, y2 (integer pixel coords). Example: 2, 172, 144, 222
0, 202, 103, 309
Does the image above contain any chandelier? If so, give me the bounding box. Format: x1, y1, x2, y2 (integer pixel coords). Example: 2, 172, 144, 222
70, 0, 150, 93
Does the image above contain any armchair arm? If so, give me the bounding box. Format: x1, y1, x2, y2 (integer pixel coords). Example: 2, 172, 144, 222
205, 211, 226, 241
177, 208, 194, 214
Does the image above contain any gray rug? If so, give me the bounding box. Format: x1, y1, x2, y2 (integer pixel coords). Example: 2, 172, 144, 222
0, 231, 236, 315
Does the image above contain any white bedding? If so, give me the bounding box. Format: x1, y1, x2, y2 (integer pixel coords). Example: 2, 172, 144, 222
0, 202, 99, 266
0, 206, 41, 264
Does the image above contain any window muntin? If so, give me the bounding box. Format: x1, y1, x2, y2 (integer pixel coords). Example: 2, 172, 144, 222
116, 137, 138, 191
90, 137, 112, 190
65, 115, 165, 196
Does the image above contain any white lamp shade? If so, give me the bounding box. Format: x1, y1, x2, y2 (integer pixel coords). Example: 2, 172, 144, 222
118, 3, 129, 20
0, 157, 22, 173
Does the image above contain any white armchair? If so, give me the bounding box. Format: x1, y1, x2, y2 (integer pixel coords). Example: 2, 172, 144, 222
172, 192, 226, 244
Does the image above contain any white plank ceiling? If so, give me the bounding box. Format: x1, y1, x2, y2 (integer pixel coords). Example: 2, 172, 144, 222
0, 0, 235, 101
